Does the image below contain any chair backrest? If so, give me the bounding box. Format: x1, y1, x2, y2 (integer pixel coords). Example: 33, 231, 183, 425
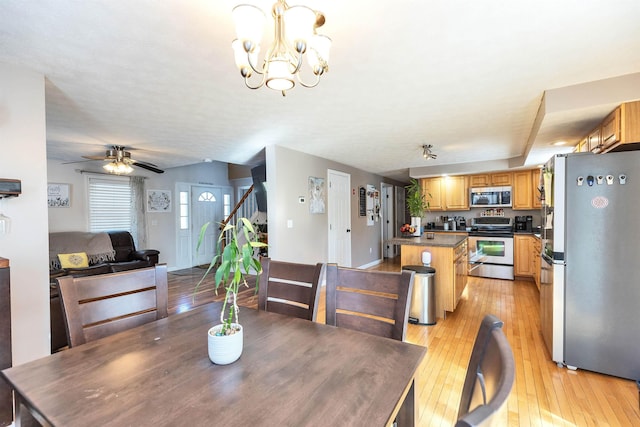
325, 263, 414, 341
456, 314, 515, 427
57, 264, 169, 347
258, 257, 323, 321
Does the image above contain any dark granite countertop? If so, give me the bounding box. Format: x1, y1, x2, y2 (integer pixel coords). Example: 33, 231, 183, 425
387, 234, 467, 248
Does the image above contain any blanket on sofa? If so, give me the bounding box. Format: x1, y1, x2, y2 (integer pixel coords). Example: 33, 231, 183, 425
49, 232, 116, 270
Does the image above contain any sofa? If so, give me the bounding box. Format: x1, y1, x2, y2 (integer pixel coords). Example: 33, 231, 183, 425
49, 230, 160, 352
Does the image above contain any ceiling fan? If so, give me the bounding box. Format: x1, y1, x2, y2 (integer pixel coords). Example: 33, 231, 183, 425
82, 145, 164, 174
422, 144, 437, 160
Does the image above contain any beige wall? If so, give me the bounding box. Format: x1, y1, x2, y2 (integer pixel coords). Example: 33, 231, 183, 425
0, 63, 50, 364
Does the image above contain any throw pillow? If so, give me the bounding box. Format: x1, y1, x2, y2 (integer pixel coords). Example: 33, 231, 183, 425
58, 252, 89, 269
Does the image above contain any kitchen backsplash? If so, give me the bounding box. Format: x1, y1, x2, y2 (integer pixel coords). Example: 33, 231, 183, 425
421, 207, 541, 228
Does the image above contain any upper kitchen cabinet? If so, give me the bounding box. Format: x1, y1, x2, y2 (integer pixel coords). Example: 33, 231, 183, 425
444, 176, 469, 210
513, 170, 534, 210
468, 172, 512, 187
421, 176, 469, 211
422, 177, 444, 211
531, 169, 542, 209
574, 100, 640, 154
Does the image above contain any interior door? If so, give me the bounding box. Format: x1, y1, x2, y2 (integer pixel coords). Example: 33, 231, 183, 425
191, 186, 223, 267
327, 169, 351, 267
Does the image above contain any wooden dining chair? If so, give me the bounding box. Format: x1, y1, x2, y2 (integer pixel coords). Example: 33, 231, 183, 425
325, 263, 414, 341
456, 314, 515, 427
258, 257, 324, 321
57, 264, 169, 347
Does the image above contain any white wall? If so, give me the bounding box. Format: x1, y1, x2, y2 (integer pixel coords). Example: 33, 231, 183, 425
0, 63, 50, 364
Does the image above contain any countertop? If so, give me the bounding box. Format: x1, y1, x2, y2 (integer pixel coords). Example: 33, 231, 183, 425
387, 234, 467, 248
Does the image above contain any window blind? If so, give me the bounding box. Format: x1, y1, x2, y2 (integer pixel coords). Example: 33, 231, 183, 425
88, 176, 132, 232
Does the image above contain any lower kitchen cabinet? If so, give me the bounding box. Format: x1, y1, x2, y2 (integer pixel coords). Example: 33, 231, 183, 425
514, 235, 534, 277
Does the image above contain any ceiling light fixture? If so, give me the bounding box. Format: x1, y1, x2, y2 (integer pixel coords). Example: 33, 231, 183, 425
422, 144, 437, 160
231, 1, 331, 96
103, 149, 134, 175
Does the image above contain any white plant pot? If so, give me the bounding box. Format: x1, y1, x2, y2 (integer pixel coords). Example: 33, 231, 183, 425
410, 217, 422, 236
207, 323, 243, 365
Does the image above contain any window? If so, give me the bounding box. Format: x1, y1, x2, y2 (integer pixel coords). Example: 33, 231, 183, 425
198, 191, 216, 202
179, 191, 189, 230
224, 193, 231, 218
88, 176, 132, 232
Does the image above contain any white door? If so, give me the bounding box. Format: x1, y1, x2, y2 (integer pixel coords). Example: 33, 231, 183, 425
381, 183, 395, 258
192, 186, 223, 267
328, 169, 351, 267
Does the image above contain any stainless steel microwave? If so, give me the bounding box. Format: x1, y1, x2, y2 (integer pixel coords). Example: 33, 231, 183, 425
470, 186, 512, 207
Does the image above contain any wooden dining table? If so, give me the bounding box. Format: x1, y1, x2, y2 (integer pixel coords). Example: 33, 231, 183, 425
2, 302, 426, 427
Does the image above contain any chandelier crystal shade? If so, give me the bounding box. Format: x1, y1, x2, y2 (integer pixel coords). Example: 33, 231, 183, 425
231, 1, 331, 96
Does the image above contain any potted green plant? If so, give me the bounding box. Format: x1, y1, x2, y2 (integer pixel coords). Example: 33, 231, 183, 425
196, 217, 266, 365
405, 178, 430, 236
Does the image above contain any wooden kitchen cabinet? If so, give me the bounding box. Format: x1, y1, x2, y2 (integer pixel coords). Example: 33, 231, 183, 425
531, 169, 542, 209
400, 240, 468, 317
601, 107, 621, 149
587, 126, 602, 153
422, 177, 443, 211
454, 240, 468, 306
468, 172, 512, 187
514, 235, 534, 277
512, 171, 534, 210
421, 176, 469, 211
575, 100, 640, 154
444, 176, 469, 210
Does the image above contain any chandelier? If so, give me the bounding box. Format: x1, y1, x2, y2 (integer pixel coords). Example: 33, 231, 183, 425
231, 1, 331, 96
423, 145, 437, 160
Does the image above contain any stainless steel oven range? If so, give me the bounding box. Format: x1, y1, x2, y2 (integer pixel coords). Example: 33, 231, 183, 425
468, 217, 514, 280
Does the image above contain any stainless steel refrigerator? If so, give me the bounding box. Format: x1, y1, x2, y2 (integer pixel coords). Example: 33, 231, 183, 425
540, 151, 640, 380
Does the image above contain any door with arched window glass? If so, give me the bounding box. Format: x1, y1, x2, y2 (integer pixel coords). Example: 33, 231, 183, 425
192, 186, 223, 267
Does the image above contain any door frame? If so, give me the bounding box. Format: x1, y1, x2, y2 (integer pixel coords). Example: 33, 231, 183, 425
327, 169, 351, 267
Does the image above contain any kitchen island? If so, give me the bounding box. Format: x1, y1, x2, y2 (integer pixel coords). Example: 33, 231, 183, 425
388, 235, 468, 319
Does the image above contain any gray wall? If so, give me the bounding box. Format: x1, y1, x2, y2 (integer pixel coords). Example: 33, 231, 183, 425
266, 145, 405, 268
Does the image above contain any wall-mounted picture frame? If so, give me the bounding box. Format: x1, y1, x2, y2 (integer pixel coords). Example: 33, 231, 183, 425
47, 183, 71, 208
147, 189, 172, 213
308, 176, 325, 214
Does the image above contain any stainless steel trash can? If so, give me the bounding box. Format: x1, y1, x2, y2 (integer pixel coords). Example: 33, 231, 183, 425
403, 265, 436, 325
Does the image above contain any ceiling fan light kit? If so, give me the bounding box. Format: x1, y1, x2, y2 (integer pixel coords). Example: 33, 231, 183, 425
231, 1, 331, 96
82, 145, 164, 174
422, 144, 437, 160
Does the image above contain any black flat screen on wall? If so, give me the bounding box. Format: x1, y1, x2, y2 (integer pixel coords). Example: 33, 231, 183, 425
251, 164, 267, 213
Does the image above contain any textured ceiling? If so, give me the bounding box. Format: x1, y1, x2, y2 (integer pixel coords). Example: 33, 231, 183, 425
1, 0, 640, 180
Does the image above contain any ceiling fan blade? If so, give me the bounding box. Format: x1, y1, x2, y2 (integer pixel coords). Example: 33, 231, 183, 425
131, 161, 164, 174
131, 159, 159, 168
82, 155, 109, 160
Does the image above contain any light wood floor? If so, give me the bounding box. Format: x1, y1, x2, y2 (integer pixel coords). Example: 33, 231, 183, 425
168, 260, 640, 426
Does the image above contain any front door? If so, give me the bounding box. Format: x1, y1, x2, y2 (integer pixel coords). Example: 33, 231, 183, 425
191, 186, 223, 267
327, 169, 351, 267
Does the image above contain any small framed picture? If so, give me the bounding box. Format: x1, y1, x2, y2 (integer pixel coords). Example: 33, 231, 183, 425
147, 189, 172, 212
47, 183, 71, 208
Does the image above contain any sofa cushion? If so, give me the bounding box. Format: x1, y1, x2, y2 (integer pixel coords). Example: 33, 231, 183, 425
64, 264, 112, 277
58, 252, 89, 269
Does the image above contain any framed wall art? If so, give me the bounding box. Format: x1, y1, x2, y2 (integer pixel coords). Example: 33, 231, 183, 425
308, 176, 325, 214
147, 189, 172, 213
47, 183, 71, 208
